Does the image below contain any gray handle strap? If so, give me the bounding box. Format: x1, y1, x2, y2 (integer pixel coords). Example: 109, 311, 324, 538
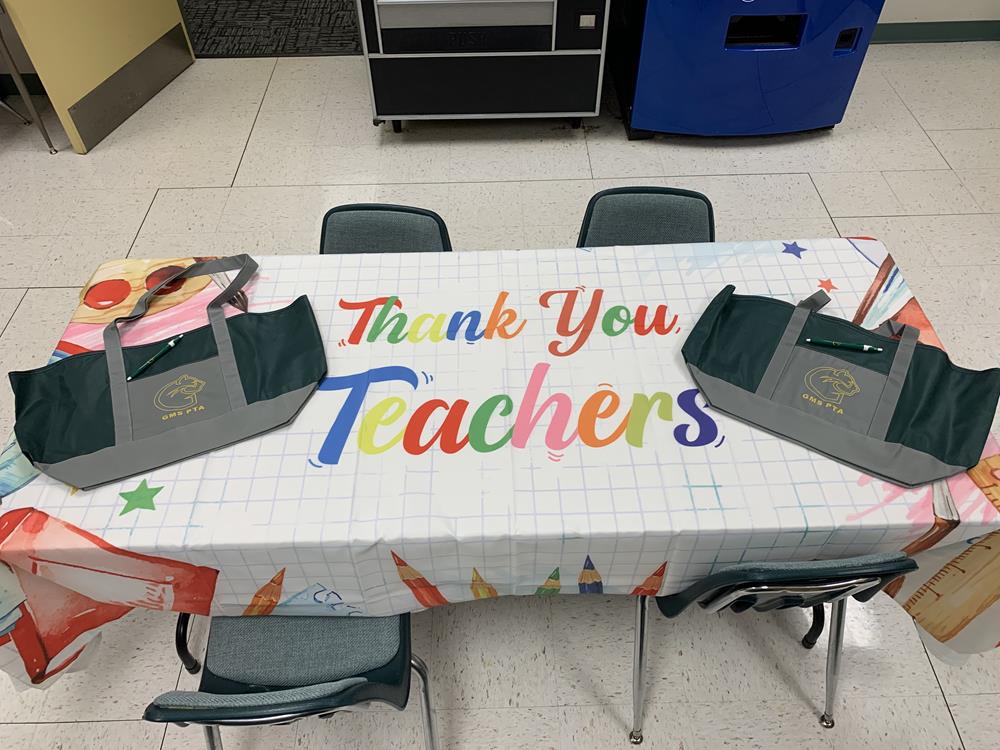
867, 324, 919, 439
103, 255, 258, 444
755, 290, 831, 398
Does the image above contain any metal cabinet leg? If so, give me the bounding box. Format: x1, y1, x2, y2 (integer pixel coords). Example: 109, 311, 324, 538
0, 24, 58, 153
820, 598, 846, 728
203, 725, 223, 750
411, 654, 439, 750
629, 595, 649, 745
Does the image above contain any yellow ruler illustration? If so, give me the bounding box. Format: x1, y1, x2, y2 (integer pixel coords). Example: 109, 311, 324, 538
904, 530, 1000, 642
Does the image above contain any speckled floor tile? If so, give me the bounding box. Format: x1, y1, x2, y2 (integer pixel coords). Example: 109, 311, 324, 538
551, 593, 937, 712
26, 609, 182, 722
298, 704, 426, 750
931, 649, 1000, 696
560, 701, 690, 749
437, 707, 560, 749
0, 288, 24, 328
948, 694, 1000, 749
20, 721, 165, 750
833, 695, 963, 750
928, 130, 1000, 171
430, 596, 554, 710
833, 214, 1000, 268
164, 722, 298, 750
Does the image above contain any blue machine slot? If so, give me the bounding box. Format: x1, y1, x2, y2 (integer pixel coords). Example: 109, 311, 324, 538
608, 0, 886, 137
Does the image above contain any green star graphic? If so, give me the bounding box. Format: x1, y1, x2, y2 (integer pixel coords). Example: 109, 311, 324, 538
119, 479, 163, 516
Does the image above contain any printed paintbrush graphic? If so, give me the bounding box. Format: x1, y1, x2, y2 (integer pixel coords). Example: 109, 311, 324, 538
631, 562, 668, 596
391, 551, 449, 608
0, 563, 26, 637
0, 508, 218, 683
852, 253, 943, 349
243, 568, 286, 616
470, 568, 498, 599
578, 555, 603, 594
904, 531, 1000, 642
535, 568, 560, 596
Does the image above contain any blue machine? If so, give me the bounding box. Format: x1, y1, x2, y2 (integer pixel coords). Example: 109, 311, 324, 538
608, 0, 886, 138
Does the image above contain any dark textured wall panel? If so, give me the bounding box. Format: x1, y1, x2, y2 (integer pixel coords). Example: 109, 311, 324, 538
179, 0, 361, 57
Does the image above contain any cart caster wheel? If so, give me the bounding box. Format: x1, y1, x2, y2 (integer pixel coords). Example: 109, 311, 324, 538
570, 117, 582, 129
392, 120, 402, 133
372, 118, 384, 127
626, 125, 654, 141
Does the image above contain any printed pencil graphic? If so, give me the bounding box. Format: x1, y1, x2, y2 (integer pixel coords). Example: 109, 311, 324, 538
470, 568, 498, 599
243, 568, 286, 616
631, 562, 667, 596
392, 551, 449, 608
535, 568, 561, 596
578, 555, 603, 594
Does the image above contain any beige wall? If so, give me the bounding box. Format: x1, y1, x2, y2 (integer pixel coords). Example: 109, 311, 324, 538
881, 0, 1000, 22
3, 0, 192, 153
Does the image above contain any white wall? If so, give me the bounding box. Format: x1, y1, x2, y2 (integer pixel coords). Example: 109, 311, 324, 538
881, 0, 1000, 23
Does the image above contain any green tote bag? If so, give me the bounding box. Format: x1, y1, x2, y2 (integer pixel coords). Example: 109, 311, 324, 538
9, 255, 327, 490
683, 285, 1000, 487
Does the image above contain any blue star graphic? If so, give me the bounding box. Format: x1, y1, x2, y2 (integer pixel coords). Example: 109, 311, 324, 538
782, 242, 808, 259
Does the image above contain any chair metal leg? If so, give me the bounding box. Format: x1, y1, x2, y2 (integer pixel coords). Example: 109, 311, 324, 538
411, 654, 439, 750
0, 97, 29, 125
802, 604, 825, 649
820, 598, 846, 728
203, 725, 223, 750
176, 613, 202, 674
629, 595, 649, 745
0, 25, 58, 153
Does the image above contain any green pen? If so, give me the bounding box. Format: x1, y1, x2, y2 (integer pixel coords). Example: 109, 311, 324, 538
126, 334, 184, 381
805, 337, 883, 353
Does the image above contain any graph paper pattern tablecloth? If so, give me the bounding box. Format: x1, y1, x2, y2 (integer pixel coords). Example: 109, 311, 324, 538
1, 239, 999, 687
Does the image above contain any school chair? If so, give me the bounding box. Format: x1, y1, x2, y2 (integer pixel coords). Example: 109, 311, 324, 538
145, 613, 438, 750
320, 203, 453, 254
577, 186, 715, 248
628, 552, 917, 744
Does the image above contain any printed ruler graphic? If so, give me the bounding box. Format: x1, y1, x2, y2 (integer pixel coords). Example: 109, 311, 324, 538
904, 530, 1000, 642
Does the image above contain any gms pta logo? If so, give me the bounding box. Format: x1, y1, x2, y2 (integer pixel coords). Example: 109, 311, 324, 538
154, 374, 207, 421
802, 366, 860, 415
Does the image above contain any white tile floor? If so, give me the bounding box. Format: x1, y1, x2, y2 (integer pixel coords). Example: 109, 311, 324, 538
1, 42, 999, 750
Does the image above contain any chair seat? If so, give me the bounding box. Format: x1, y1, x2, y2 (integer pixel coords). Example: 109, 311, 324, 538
656, 552, 917, 618
205, 615, 401, 688
153, 677, 367, 710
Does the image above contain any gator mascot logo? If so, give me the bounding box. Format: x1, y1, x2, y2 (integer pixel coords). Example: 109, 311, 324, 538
804, 366, 860, 406
154, 374, 206, 412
